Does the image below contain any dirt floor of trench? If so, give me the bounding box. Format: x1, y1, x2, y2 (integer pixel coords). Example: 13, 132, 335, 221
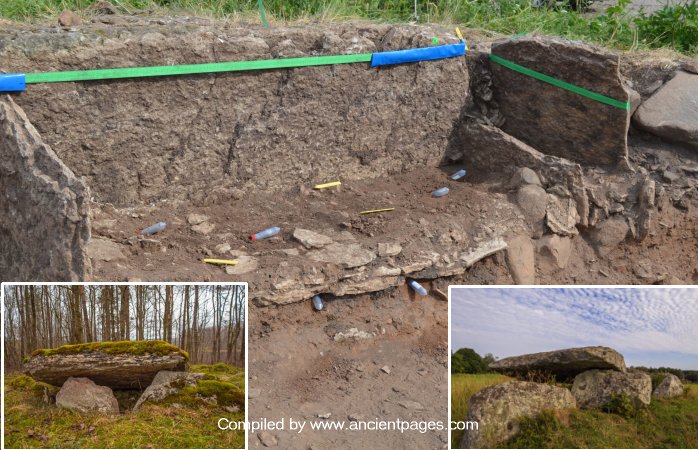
247, 285, 448, 449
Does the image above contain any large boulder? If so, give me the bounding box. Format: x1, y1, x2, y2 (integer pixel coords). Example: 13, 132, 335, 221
489, 346, 626, 379
134, 370, 203, 410
652, 373, 684, 398
633, 71, 698, 147
490, 37, 629, 166
0, 95, 90, 281
572, 369, 652, 409
23, 340, 187, 389
55, 377, 119, 414
459, 381, 576, 448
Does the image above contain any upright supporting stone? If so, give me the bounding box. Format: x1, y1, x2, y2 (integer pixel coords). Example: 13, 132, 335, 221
0, 95, 90, 281
490, 37, 630, 166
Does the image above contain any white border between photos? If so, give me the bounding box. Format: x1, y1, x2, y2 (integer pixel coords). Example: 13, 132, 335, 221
446, 284, 700, 449
0, 281, 249, 450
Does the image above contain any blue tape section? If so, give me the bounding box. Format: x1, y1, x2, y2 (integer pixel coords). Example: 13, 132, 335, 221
0, 73, 26, 92
370, 42, 465, 67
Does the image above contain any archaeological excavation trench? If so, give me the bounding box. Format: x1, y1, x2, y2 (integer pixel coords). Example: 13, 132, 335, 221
1, 19, 698, 301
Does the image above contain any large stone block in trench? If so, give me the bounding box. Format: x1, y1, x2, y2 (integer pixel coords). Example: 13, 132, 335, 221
0, 95, 90, 281
490, 37, 630, 166
0, 24, 468, 207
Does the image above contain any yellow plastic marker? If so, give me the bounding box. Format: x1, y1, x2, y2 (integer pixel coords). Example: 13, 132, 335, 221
314, 181, 342, 189
201, 258, 239, 266
360, 208, 395, 215
454, 27, 468, 50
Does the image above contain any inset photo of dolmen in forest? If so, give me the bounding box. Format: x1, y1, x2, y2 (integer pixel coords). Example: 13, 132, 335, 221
450, 287, 698, 449
2, 283, 247, 449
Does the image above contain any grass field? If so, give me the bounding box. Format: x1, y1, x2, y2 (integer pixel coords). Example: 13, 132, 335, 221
451, 373, 698, 449
0, 0, 696, 54
3, 364, 245, 449
451, 373, 513, 447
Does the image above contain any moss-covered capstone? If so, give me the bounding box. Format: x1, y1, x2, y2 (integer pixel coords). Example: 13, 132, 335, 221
23, 340, 188, 389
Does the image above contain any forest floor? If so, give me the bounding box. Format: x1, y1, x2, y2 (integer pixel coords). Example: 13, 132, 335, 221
248, 285, 449, 449
451, 373, 699, 448
3, 364, 246, 449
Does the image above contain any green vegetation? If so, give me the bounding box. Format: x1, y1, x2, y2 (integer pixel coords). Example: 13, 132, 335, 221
451, 372, 513, 447
452, 347, 497, 374
29, 340, 189, 361
452, 374, 698, 448
635, 0, 698, 52
602, 392, 636, 418
4, 363, 244, 448
0, 0, 696, 54
8, 374, 59, 398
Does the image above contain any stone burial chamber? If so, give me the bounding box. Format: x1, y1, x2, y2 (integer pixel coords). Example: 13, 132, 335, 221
459, 346, 667, 448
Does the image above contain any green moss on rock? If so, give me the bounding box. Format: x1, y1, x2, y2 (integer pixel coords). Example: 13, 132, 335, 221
159, 378, 245, 409
30, 340, 189, 361
8, 374, 58, 398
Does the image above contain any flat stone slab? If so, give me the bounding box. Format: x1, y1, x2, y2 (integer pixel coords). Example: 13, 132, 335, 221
490, 37, 630, 166
633, 71, 698, 147
489, 346, 626, 378
23, 341, 187, 389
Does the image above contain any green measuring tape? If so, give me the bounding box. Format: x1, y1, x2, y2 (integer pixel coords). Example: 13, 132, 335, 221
24, 53, 372, 84
489, 53, 629, 110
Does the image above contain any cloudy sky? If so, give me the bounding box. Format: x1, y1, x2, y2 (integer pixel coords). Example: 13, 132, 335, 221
451, 288, 698, 370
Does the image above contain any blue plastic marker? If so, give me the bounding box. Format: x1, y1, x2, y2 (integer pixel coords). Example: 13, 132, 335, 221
432, 187, 450, 197
312, 295, 324, 311
450, 169, 466, 180
408, 280, 428, 296
142, 221, 166, 235
251, 226, 280, 241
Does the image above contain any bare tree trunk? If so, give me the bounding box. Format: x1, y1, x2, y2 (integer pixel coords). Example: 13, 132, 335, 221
120, 286, 130, 340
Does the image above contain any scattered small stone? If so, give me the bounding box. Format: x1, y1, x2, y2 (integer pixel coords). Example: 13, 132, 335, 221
248, 388, 261, 399
377, 242, 402, 257
662, 170, 680, 183
380, 365, 391, 374
224, 256, 258, 275
398, 400, 424, 410
257, 431, 278, 447
215, 243, 231, 254
191, 222, 215, 235
58, 10, 81, 26
417, 369, 428, 376
333, 328, 374, 342
348, 414, 363, 422
292, 228, 333, 249
87, 238, 126, 262
187, 213, 209, 225
509, 167, 542, 188
317, 412, 331, 419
